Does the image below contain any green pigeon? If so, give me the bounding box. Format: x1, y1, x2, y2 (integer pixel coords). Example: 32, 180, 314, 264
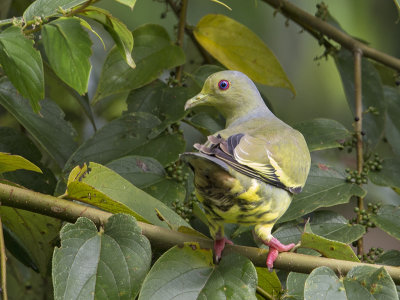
181, 70, 311, 269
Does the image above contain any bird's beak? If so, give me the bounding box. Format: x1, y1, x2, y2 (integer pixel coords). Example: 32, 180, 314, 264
184, 92, 208, 110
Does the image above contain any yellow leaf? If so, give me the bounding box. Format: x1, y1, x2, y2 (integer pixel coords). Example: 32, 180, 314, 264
0, 152, 42, 174
194, 14, 295, 95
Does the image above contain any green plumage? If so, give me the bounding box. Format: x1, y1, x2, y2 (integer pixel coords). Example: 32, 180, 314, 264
181, 70, 311, 268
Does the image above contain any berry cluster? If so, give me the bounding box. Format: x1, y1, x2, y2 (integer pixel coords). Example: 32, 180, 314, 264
172, 198, 193, 223
345, 153, 383, 184
166, 161, 189, 184
349, 202, 381, 229
339, 133, 357, 153
358, 247, 384, 263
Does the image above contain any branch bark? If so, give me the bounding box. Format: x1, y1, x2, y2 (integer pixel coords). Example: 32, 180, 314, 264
354, 50, 364, 256
0, 217, 7, 300
1, 183, 400, 284
175, 0, 188, 84
262, 0, 400, 71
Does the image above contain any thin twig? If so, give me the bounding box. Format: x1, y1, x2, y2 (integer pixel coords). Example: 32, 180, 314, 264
1, 183, 400, 284
175, 0, 188, 85
262, 0, 400, 71
256, 286, 275, 300
0, 217, 7, 300
354, 49, 364, 256
166, 0, 212, 64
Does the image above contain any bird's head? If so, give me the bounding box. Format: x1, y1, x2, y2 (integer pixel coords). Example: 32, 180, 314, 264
184, 71, 268, 120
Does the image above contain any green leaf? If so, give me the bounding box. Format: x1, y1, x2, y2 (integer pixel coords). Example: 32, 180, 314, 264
280, 164, 366, 223
139, 243, 257, 300
92, 24, 185, 103
383, 86, 400, 155
125, 80, 193, 137
256, 267, 282, 299
143, 179, 186, 207
129, 132, 185, 167
343, 279, 375, 300
347, 266, 399, 300
23, 0, 86, 21
285, 272, 308, 300
304, 267, 346, 300
300, 232, 359, 262
0, 78, 78, 168
376, 250, 400, 266
67, 162, 189, 228
368, 158, 400, 189
0, 26, 43, 112
370, 205, 400, 240
274, 211, 365, 246
393, 0, 400, 22
293, 118, 350, 152
185, 64, 226, 92
106, 155, 166, 188
64, 112, 160, 172
0, 207, 61, 275
115, 0, 137, 9
53, 215, 151, 300
194, 14, 295, 95
42, 17, 92, 94
0, 152, 42, 174
335, 49, 385, 149
81, 6, 134, 68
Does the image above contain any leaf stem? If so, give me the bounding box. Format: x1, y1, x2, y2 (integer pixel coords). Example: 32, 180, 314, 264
256, 286, 275, 300
0, 217, 7, 300
175, 0, 188, 85
354, 49, 364, 256
262, 0, 400, 71
1, 182, 400, 284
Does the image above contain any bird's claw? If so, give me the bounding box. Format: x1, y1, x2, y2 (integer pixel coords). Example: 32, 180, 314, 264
265, 237, 295, 271
214, 237, 233, 263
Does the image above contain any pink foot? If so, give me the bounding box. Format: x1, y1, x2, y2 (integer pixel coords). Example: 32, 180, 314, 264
214, 237, 233, 262
264, 237, 295, 271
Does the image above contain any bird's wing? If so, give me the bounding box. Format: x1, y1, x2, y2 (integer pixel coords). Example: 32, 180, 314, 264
198, 131, 309, 193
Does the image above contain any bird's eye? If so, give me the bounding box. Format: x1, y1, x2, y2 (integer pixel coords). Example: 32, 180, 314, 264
218, 80, 229, 91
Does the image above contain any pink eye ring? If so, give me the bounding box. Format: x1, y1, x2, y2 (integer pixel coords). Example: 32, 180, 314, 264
218, 80, 229, 90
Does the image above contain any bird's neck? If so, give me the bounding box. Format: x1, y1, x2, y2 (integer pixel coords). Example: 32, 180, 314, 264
225, 105, 274, 127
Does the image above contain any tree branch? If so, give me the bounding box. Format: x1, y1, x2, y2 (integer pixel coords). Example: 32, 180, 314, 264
175, 0, 188, 84
0, 217, 7, 300
354, 50, 364, 256
0, 183, 399, 284
262, 0, 400, 71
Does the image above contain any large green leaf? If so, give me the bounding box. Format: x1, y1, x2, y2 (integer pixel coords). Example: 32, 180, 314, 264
346, 266, 398, 300
129, 132, 185, 167
23, 0, 86, 21
383, 86, 400, 155
304, 267, 346, 300
0, 78, 78, 168
53, 215, 151, 300
64, 112, 160, 172
376, 250, 400, 266
92, 24, 185, 103
81, 6, 134, 68
194, 14, 295, 95
0, 207, 61, 275
42, 17, 92, 94
300, 232, 359, 262
0, 152, 42, 174
335, 49, 385, 149
0, 127, 56, 194
106, 156, 186, 207
0, 26, 43, 112
125, 80, 193, 137
115, 0, 137, 9
368, 157, 400, 189
285, 272, 308, 300
293, 118, 350, 152
67, 162, 189, 228
279, 164, 366, 223
370, 205, 400, 240
138, 244, 257, 300
274, 210, 365, 246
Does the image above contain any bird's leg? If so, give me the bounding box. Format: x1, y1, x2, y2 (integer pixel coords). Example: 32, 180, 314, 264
255, 223, 295, 271
210, 224, 233, 263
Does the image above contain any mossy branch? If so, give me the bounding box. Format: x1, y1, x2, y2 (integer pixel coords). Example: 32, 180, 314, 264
0, 182, 399, 284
